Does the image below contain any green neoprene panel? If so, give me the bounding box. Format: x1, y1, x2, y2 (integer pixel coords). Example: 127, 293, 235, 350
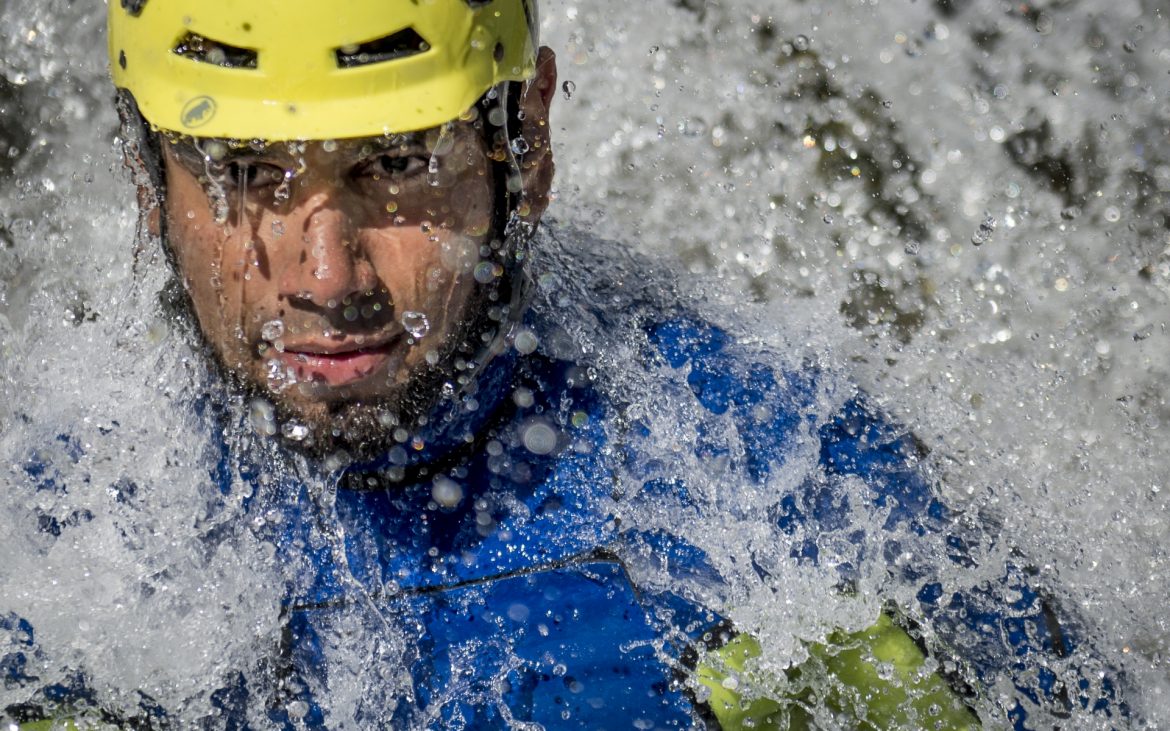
698, 612, 979, 730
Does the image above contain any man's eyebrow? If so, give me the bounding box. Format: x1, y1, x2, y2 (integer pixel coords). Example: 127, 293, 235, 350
168, 138, 293, 166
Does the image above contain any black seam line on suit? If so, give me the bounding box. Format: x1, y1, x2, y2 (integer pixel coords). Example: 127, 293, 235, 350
287, 545, 625, 613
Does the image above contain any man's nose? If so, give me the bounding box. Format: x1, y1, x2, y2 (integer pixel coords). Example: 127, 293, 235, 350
279, 194, 377, 308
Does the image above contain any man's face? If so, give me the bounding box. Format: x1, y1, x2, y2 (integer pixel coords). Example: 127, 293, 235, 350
162, 123, 495, 445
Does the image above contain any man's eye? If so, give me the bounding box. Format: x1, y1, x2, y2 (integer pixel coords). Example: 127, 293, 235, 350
226, 161, 285, 188
359, 154, 428, 179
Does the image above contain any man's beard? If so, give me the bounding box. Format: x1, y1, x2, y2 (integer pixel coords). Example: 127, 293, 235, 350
200, 281, 502, 466
262, 348, 454, 464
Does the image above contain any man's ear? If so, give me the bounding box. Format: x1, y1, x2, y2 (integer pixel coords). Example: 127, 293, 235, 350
515, 46, 557, 224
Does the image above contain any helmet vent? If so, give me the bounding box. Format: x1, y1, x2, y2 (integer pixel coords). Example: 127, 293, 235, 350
173, 32, 258, 69
335, 28, 430, 68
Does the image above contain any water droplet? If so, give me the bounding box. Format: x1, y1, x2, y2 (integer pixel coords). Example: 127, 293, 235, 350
971, 216, 997, 246
431, 475, 464, 508
521, 419, 558, 455
793, 35, 810, 52
513, 328, 539, 355
385, 201, 398, 214
249, 399, 277, 436
321, 139, 338, 153
270, 220, 285, 237
510, 136, 530, 155
343, 306, 359, 322
561, 80, 576, 100
287, 700, 310, 720
401, 311, 430, 339
260, 319, 285, 341
281, 422, 310, 441
474, 260, 497, 283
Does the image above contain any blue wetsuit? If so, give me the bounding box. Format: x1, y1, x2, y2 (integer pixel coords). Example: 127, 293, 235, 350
2, 256, 1126, 729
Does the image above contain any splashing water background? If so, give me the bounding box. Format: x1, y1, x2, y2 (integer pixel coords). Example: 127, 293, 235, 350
1, 0, 1168, 725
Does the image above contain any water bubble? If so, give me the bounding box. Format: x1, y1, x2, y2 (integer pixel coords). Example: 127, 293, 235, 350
561, 80, 576, 100
474, 260, 498, 283
513, 328, 539, 355
287, 700, 310, 720
521, 419, 558, 455
274, 173, 293, 202
401, 311, 430, 339
281, 422, 310, 441
971, 216, 997, 246
249, 399, 277, 436
431, 475, 464, 508
202, 140, 228, 162
260, 319, 285, 341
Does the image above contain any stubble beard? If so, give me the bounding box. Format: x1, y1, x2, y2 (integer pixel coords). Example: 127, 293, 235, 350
221, 285, 496, 465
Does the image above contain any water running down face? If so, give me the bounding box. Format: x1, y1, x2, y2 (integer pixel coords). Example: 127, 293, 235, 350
160, 49, 558, 455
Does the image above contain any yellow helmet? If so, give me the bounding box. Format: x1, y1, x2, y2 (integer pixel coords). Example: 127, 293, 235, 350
108, 0, 538, 141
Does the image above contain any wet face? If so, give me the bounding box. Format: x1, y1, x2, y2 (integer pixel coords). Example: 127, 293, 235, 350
161, 124, 496, 448
157, 50, 558, 455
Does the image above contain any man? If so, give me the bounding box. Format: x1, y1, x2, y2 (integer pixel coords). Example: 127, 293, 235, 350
1, 0, 1125, 728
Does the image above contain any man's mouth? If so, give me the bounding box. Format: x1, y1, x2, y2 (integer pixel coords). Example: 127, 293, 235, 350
270, 336, 401, 387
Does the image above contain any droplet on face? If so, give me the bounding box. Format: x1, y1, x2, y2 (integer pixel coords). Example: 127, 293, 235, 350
400, 310, 430, 339
260, 319, 285, 341
521, 419, 558, 455
271, 220, 285, 237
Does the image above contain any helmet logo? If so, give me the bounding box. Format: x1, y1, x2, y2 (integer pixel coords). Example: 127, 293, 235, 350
181, 96, 217, 128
